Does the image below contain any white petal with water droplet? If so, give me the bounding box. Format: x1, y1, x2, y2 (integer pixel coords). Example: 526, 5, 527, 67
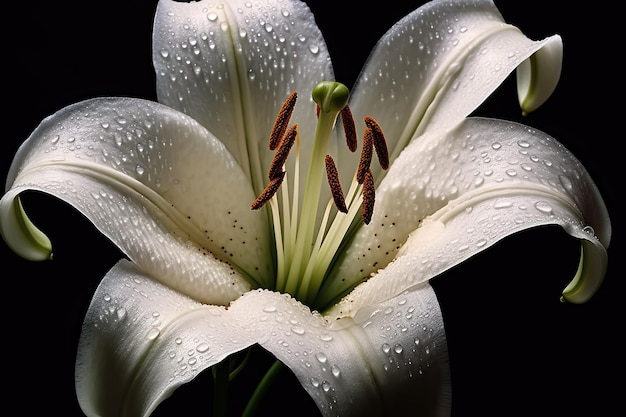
0, 97, 273, 303
77, 260, 449, 417
326, 117, 609, 313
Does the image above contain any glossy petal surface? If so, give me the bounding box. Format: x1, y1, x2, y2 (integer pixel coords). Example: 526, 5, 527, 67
1, 98, 273, 303
337, 0, 562, 186
323, 118, 610, 311
153, 0, 334, 193
77, 260, 449, 417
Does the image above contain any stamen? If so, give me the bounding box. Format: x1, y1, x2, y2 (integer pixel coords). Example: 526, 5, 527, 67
269, 91, 297, 150
340, 106, 357, 152
268, 124, 298, 180
356, 126, 373, 184
251, 170, 286, 210
364, 116, 389, 170
361, 169, 375, 224
324, 154, 348, 213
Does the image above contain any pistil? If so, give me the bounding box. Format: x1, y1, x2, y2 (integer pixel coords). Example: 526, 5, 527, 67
252, 81, 389, 307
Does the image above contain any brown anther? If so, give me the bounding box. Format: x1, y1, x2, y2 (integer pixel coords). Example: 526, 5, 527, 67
325, 154, 348, 213
364, 116, 389, 170
356, 126, 373, 184
268, 124, 297, 180
251, 171, 286, 210
361, 169, 375, 224
269, 91, 297, 151
340, 105, 357, 152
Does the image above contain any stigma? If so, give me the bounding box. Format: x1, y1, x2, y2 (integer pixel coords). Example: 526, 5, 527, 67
251, 81, 388, 307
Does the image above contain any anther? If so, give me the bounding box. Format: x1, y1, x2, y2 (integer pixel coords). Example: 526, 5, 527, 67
340, 106, 357, 152
325, 154, 348, 213
269, 91, 297, 151
356, 126, 373, 184
268, 124, 298, 180
364, 116, 389, 170
251, 170, 286, 210
361, 169, 375, 224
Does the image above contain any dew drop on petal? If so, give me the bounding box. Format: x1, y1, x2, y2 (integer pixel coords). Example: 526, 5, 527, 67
315, 352, 327, 363
534, 201, 553, 214
263, 305, 276, 313
196, 342, 210, 353
147, 328, 160, 340
291, 326, 305, 335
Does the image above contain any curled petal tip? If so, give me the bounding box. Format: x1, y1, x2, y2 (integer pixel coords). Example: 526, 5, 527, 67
0, 195, 52, 261
561, 240, 608, 304
517, 35, 563, 114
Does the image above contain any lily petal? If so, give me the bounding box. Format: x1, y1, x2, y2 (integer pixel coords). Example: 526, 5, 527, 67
339, 0, 562, 185
153, 0, 334, 193
0, 97, 274, 303
78, 259, 449, 417
321, 117, 610, 309
517, 38, 563, 115
76, 260, 256, 417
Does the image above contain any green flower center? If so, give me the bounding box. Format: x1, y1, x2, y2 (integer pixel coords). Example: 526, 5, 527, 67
252, 81, 388, 309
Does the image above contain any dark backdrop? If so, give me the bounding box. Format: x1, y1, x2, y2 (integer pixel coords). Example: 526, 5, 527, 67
2, 1, 619, 416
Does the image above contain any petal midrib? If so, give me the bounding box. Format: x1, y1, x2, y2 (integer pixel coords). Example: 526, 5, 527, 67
219, 4, 267, 197
388, 22, 522, 167
17, 159, 258, 283
429, 181, 582, 225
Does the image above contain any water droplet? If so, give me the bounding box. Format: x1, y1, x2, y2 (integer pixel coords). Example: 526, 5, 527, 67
196, 342, 210, 353
583, 225, 595, 236
291, 326, 305, 335
382, 343, 391, 354
263, 305, 276, 313
315, 352, 327, 363
534, 201, 553, 214
135, 165, 145, 175
491, 142, 502, 150
311, 377, 320, 388
207, 12, 218, 21
247, 68, 256, 80
559, 175, 573, 191
147, 328, 160, 340
308, 44, 319, 54
331, 364, 341, 377
493, 199, 512, 209
319, 334, 333, 342
394, 344, 403, 354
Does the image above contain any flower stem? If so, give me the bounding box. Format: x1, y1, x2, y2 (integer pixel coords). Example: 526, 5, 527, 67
241, 360, 285, 417
212, 360, 230, 417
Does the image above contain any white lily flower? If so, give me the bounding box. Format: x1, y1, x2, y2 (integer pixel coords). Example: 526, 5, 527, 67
0, 0, 611, 416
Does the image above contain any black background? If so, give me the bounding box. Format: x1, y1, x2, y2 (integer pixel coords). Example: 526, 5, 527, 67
2, 1, 620, 416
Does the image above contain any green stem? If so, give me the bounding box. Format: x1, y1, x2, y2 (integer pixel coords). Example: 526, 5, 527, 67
241, 360, 285, 417
212, 360, 230, 417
